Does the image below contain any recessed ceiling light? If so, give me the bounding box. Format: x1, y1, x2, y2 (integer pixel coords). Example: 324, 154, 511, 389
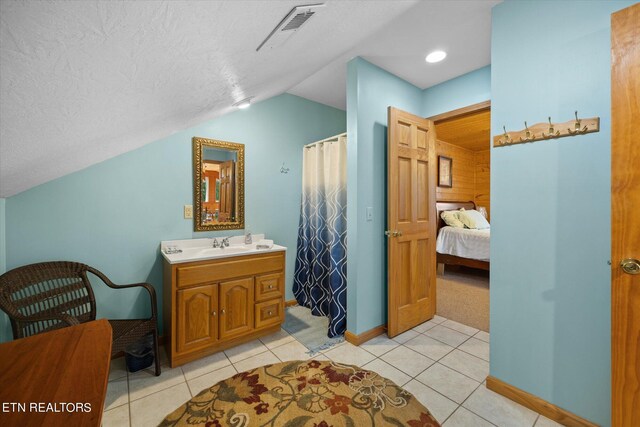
425, 50, 447, 63
233, 97, 253, 109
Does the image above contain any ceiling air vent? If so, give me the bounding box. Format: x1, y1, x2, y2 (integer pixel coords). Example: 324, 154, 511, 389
257, 3, 325, 51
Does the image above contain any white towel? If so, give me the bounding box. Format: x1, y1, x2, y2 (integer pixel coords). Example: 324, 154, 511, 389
256, 239, 274, 250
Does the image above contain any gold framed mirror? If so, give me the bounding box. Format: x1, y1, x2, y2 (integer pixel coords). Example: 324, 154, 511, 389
193, 137, 245, 231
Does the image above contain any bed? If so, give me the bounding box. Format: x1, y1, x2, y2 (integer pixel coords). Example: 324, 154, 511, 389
435, 201, 490, 271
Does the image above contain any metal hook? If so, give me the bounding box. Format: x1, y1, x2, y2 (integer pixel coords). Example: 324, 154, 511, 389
542, 116, 560, 139
568, 111, 587, 134
520, 121, 534, 142
280, 162, 290, 174
499, 125, 512, 145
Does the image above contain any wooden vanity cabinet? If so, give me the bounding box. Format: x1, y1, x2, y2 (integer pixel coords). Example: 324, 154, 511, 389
163, 251, 285, 367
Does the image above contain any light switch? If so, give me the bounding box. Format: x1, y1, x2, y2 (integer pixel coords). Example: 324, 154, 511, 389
184, 205, 193, 219
366, 207, 373, 221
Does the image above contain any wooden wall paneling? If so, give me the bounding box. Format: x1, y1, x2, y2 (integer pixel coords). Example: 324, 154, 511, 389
474, 149, 491, 220
436, 140, 476, 202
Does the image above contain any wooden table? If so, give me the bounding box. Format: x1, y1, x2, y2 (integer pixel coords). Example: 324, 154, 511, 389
0, 319, 112, 427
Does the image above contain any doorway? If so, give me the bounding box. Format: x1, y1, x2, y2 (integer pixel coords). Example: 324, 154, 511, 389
429, 102, 492, 332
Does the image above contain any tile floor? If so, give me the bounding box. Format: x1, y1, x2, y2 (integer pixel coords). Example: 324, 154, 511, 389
102, 316, 562, 427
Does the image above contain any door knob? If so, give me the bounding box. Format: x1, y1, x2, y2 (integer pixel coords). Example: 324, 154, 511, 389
385, 230, 403, 237
385, 230, 392, 237
620, 258, 640, 275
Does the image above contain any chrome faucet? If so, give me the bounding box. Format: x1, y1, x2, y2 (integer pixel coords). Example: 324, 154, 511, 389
221, 237, 230, 248
244, 231, 252, 245
212, 238, 220, 248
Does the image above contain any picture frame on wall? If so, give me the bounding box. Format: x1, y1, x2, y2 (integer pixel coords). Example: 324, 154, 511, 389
438, 155, 453, 187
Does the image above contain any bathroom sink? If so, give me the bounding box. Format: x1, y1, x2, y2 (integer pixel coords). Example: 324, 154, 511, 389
197, 246, 251, 256
161, 235, 286, 264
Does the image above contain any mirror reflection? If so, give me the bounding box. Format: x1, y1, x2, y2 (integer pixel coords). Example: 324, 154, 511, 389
193, 137, 244, 231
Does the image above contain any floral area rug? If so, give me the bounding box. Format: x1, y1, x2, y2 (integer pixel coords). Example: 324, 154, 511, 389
160, 359, 439, 427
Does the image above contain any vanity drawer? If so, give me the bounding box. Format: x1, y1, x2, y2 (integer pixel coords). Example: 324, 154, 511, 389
255, 299, 283, 329
255, 273, 283, 302
176, 253, 284, 288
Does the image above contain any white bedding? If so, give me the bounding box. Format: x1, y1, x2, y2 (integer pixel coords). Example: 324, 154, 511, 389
436, 226, 490, 261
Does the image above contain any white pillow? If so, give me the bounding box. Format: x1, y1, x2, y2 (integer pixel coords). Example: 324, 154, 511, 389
458, 209, 490, 229
440, 210, 465, 228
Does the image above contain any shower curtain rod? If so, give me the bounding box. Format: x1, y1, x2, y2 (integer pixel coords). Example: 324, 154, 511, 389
304, 132, 347, 148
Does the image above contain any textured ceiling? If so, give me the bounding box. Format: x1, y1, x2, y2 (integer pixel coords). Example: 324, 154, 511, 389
0, 0, 498, 197
289, 0, 499, 109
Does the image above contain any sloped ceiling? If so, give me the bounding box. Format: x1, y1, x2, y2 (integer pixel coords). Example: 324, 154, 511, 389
0, 0, 497, 198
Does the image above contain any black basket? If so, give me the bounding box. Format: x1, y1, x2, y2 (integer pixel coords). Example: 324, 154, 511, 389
125, 333, 155, 373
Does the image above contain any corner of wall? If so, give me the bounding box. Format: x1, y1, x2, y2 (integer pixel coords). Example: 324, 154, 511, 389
346, 56, 424, 335
345, 57, 360, 335
422, 65, 491, 118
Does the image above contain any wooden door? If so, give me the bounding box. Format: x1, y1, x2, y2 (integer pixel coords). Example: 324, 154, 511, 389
219, 277, 254, 340
387, 107, 437, 337
611, 4, 640, 426
177, 284, 217, 354
219, 160, 235, 222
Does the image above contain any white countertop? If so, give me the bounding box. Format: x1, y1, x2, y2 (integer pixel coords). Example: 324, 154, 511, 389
160, 234, 286, 264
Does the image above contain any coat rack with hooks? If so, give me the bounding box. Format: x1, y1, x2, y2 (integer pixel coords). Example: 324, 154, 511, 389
494, 111, 600, 148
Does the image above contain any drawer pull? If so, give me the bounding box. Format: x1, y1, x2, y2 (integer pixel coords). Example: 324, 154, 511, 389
267, 311, 273, 316
211, 311, 217, 316
268, 284, 273, 289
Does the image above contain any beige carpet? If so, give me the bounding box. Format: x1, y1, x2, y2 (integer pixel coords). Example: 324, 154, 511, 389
436, 266, 490, 332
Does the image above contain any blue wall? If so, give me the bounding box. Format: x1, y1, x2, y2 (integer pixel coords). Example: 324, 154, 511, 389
422, 65, 491, 118
491, 1, 633, 425
346, 58, 423, 335
2, 93, 345, 342
346, 58, 491, 335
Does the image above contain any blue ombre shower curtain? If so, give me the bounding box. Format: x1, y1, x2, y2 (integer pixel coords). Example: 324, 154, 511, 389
293, 134, 347, 338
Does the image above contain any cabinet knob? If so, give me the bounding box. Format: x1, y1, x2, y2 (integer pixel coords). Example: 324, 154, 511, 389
211, 311, 216, 316
268, 284, 273, 289
221, 309, 225, 314
268, 311, 272, 315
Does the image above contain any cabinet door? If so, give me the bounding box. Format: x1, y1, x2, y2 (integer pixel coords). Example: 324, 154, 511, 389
177, 284, 218, 354
219, 277, 254, 340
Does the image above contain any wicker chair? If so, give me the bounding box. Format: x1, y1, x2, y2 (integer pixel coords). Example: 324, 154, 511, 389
0, 261, 161, 376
